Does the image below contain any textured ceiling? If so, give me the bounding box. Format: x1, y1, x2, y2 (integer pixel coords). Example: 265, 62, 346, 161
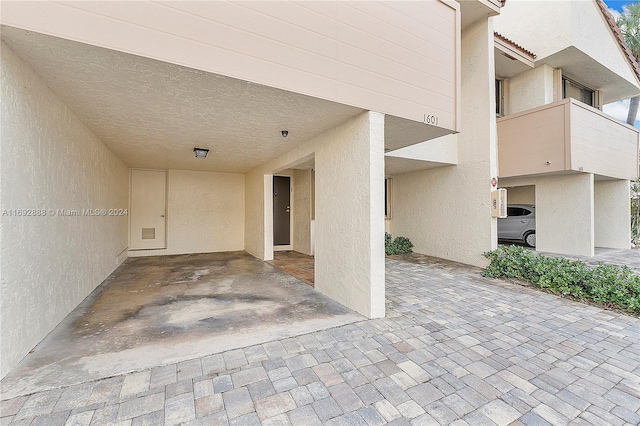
1, 26, 364, 173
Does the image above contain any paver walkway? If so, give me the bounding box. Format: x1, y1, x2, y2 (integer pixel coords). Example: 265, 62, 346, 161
1, 257, 638, 425
550, 247, 640, 274
508, 243, 640, 274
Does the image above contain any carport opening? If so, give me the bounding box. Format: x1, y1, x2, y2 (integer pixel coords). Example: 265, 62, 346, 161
506, 185, 535, 205
499, 185, 536, 248
1, 251, 359, 399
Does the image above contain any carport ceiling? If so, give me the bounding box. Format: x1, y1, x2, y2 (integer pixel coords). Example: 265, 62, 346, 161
1, 26, 366, 174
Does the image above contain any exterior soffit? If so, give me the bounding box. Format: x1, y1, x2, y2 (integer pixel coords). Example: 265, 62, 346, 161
494, 32, 536, 77
594, 0, 640, 84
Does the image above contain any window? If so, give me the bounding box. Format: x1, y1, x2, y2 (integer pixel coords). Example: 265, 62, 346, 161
495, 79, 505, 116
563, 77, 594, 107
506, 207, 532, 217
385, 178, 392, 219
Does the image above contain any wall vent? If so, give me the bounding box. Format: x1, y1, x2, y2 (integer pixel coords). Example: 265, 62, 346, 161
141, 228, 156, 240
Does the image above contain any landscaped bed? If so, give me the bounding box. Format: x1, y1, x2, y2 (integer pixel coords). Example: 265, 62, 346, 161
483, 245, 640, 315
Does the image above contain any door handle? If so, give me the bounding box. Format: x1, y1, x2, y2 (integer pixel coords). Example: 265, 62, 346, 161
285, 207, 290, 213
520, 220, 526, 223
161, 215, 165, 218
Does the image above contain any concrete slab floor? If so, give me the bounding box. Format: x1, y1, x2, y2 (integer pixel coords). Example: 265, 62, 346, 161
0, 251, 362, 400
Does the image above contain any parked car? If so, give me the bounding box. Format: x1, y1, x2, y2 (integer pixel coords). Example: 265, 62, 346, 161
498, 204, 536, 247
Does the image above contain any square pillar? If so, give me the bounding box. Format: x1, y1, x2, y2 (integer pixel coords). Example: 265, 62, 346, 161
536, 174, 594, 256
595, 179, 631, 249
315, 111, 385, 318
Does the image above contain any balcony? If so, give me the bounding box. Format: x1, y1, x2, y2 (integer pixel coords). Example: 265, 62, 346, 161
497, 98, 639, 180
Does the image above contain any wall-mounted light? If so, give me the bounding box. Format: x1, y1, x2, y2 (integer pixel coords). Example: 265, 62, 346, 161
281, 130, 289, 138
193, 147, 209, 158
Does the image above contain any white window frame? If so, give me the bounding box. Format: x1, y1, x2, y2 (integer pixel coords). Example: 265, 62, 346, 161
562, 76, 596, 108
385, 178, 392, 220
496, 78, 505, 117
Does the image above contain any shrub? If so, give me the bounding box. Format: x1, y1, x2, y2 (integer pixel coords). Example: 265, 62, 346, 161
385, 232, 394, 254
385, 232, 414, 256
483, 245, 640, 313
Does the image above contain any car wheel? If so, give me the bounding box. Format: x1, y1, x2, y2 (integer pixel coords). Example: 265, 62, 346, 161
524, 231, 536, 248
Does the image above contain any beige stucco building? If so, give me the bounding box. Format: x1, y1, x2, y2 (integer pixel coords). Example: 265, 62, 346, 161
1, 0, 637, 378
493, 0, 639, 257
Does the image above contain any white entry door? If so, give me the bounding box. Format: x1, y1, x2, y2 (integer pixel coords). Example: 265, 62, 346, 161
130, 169, 167, 250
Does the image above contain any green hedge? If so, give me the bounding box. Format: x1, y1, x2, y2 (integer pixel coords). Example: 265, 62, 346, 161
483, 245, 640, 313
385, 232, 414, 256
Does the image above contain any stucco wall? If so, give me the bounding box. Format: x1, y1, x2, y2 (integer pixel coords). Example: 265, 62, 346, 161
245, 171, 269, 260
388, 18, 498, 267
1, 43, 129, 378
508, 65, 555, 114
494, 0, 638, 94
572, 0, 638, 90
244, 112, 385, 318
315, 112, 385, 318
128, 170, 245, 257
594, 180, 631, 249
501, 174, 595, 256
293, 169, 312, 256
506, 186, 535, 204
495, 1, 572, 63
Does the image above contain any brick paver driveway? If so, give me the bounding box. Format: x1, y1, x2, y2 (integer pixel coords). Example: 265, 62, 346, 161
2, 257, 638, 425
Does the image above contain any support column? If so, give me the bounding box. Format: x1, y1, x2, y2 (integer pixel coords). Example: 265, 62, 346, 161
315, 111, 385, 318
595, 179, 631, 249
244, 171, 273, 261
536, 174, 594, 256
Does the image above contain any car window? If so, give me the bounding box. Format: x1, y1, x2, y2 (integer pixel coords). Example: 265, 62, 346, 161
507, 207, 525, 216
522, 208, 533, 216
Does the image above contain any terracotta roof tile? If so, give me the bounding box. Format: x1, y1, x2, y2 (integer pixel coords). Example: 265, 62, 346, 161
494, 32, 536, 60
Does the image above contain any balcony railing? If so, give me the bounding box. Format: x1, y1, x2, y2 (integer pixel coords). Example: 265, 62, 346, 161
497, 98, 639, 180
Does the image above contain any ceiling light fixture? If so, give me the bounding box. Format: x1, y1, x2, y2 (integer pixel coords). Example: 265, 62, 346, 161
193, 147, 209, 158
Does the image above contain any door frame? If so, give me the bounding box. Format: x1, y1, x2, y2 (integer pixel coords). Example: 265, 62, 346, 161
273, 173, 294, 251
128, 168, 168, 250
